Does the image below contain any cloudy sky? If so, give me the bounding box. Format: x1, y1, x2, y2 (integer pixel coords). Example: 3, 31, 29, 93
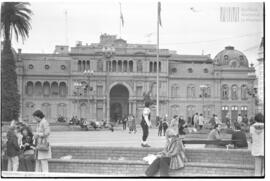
11, 0, 264, 65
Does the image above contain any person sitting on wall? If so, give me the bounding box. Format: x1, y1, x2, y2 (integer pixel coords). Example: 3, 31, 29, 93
145, 129, 187, 177
231, 122, 248, 149
205, 124, 222, 148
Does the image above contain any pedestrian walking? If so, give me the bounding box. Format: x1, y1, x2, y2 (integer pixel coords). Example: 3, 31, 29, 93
141, 102, 151, 147
33, 110, 52, 173
209, 114, 216, 129
250, 113, 264, 176
19, 126, 36, 171
6, 121, 20, 171
225, 113, 231, 128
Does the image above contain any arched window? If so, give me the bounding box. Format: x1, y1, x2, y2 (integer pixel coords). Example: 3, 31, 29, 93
41, 103, 51, 119
80, 103, 87, 119
241, 85, 248, 100
97, 60, 103, 72
106, 61, 111, 72
81, 81, 88, 96
43, 81, 50, 96
154, 62, 157, 72
188, 68, 193, 73
129, 61, 133, 72
59, 82, 67, 97
171, 84, 179, 97
187, 84, 195, 98
123, 61, 128, 72
112, 60, 117, 72
83, 61, 86, 71
25, 102, 35, 121
231, 85, 238, 100
78, 60, 81, 72
222, 84, 229, 99
57, 103, 67, 117
118, 60, 122, 72
34, 82, 42, 96
51, 82, 59, 96
206, 86, 211, 98
26, 81, 34, 96
137, 60, 143, 73
86, 61, 90, 70
150, 62, 153, 72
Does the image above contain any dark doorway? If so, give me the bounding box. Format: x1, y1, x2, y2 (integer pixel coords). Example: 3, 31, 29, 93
110, 84, 129, 122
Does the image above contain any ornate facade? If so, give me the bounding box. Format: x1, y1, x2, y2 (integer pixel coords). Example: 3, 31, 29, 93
16, 34, 257, 123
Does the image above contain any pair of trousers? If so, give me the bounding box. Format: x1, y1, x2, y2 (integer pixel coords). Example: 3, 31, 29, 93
21, 154, 35, 171
254, 156, 264, 177
123, 122, 126, 130
35, 159, 49, 172
145, 157, 171, 176
7, 156, 19, 171
141, 120, 149, 142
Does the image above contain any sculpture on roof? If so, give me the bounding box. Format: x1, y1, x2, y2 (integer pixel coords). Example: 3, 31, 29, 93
143, 82, 156, 105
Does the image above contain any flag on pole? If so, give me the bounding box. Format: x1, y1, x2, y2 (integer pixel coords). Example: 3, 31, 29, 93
120, 3, 124, 27
158, 2, 162, 27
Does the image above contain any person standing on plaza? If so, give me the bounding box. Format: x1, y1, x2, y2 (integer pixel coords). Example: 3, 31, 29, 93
198, 114, 204, 130
33, 110, 52, 172
20, 126, 36, 171
193, 113, 199, 129
169, 115, 179, 135
162, 117, 169, 136
6, 121, 20, 171
178, 116, 186, 136
122, 116, 127, 131
141, 102, 151, 147
157, 117, 163, 136
215, 114, 221, 125
250, 113, 264, 176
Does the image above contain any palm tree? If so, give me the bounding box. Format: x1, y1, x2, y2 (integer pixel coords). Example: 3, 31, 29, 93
1, 2, 32, 122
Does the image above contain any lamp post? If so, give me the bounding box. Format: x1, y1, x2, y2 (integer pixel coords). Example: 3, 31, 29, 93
73, 81, 82, 118
84, 70, 94, 121
200, 85, 207, 116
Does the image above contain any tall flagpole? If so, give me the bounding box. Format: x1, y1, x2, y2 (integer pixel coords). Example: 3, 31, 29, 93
156, 2, 160, 119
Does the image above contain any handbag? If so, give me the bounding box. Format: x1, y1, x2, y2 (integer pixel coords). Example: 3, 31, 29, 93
37, 138, 49, 151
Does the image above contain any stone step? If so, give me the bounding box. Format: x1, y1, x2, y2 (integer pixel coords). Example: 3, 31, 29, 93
48, 158, 254, 176
51, 146, 254, 166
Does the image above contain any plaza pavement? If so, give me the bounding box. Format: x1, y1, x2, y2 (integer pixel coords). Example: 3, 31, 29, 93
50, 128, 210, 148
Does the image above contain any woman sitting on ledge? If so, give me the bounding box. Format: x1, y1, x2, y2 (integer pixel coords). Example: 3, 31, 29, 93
145, 129, 187, 177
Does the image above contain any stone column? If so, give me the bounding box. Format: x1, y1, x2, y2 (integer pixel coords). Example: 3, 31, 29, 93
107, 97, 110, 121
103, 100, 106, 120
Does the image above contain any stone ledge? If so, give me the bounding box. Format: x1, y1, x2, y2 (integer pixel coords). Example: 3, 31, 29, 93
49, 158, 254, 169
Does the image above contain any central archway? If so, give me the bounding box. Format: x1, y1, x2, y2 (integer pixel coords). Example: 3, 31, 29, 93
110, 84, 129, 122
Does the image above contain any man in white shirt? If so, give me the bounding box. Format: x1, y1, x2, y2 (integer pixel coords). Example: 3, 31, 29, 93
141, 102, 151, 147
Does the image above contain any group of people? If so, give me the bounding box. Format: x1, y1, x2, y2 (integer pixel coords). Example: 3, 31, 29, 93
121, 114, 137, 134
4, 110, 51, 173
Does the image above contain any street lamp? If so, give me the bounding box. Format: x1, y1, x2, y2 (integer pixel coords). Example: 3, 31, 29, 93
200, 85, 208, 116
83, 69, 94, 121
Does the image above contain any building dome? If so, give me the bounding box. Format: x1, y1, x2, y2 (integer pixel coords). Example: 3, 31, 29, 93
213, 46, 249, 67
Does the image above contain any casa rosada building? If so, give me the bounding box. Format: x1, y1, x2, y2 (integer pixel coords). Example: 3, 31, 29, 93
15, 34, 257, 123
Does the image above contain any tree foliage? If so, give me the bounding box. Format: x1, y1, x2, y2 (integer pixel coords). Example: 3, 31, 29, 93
1, 2, 32, 122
